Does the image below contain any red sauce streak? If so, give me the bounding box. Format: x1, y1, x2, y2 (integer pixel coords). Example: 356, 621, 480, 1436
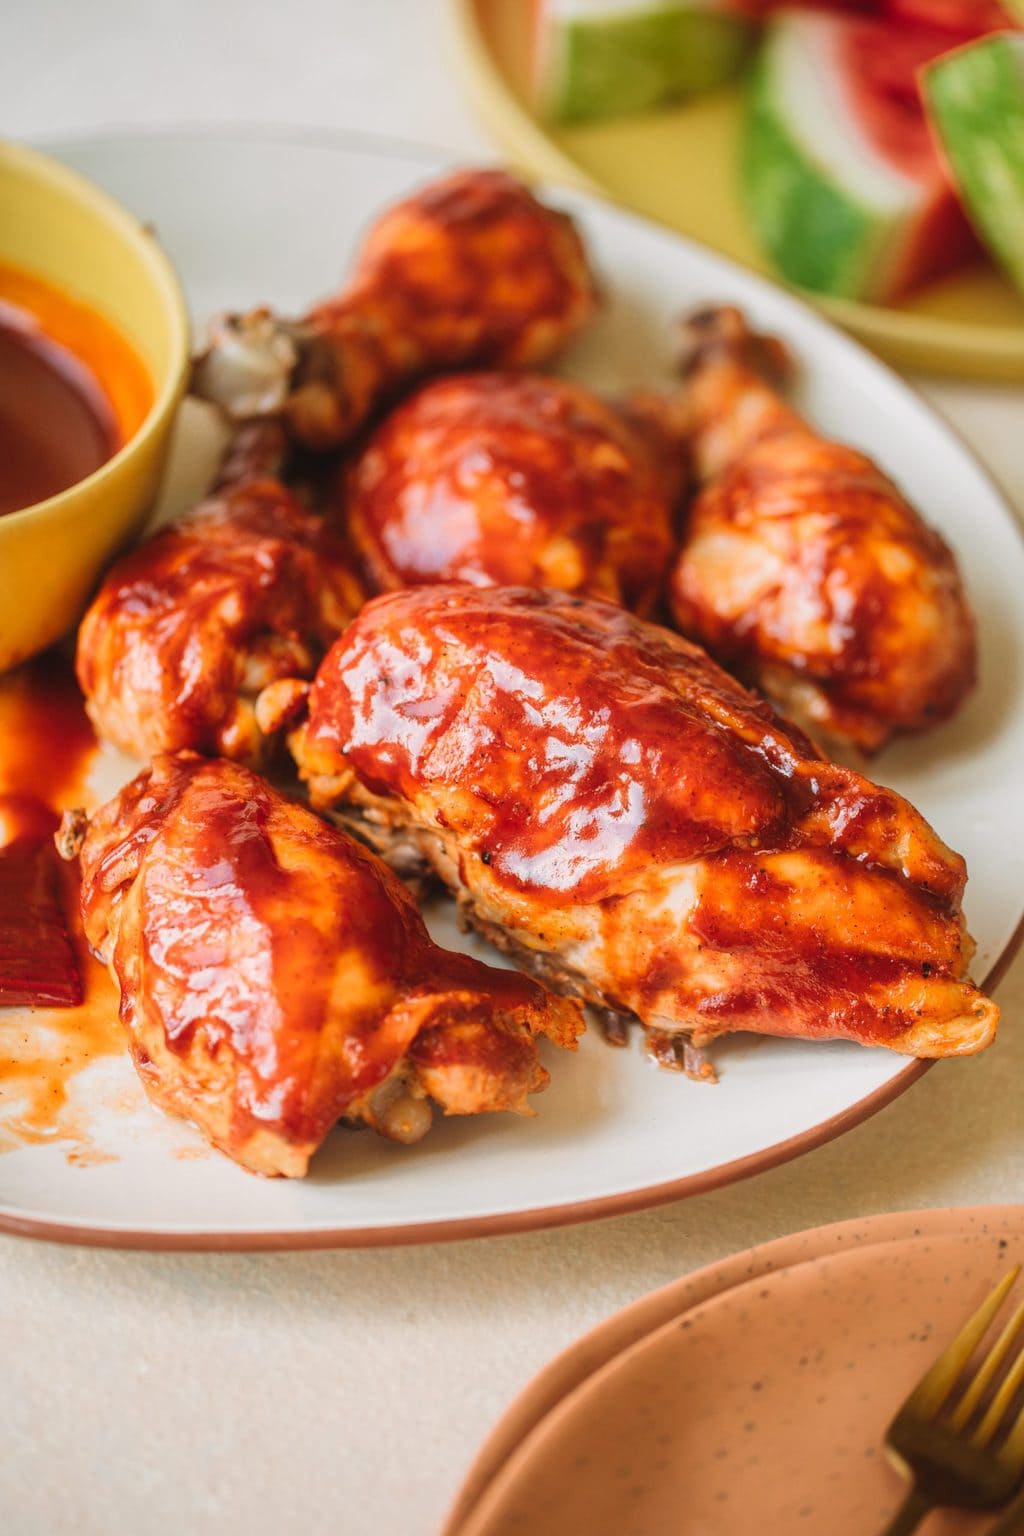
0, 839, 82, 1006
0, 648, 99, 1004
0, 652, 123, 1156
0, 894, 122, 1156
0, 650, 99, 831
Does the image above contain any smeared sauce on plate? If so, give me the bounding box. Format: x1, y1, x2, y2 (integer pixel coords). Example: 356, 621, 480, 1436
0, 651, 99, 831
0, 652, 124, 1155
0, 263, 153, 517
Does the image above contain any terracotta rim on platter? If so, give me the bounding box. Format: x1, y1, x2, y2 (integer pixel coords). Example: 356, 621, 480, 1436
0, 128, 1021, 1253
3, 911, 1019, 1251
448, 0, 1024, 381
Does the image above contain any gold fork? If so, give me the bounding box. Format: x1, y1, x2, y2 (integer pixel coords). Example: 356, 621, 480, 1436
879, 1264, 1024, 1535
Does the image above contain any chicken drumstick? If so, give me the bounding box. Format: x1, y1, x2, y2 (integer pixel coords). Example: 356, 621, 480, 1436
344, 371, 677, 612
192, 168, 599, 450
665, 306, 976, 753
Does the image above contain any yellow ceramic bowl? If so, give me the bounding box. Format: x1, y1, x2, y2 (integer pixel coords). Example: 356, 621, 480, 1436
0, 140, 189, 670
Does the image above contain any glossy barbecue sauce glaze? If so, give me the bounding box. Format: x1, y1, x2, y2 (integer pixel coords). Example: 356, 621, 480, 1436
351, 168, 591, 351
73, 482, 366, 763
0, 263, 152, 517
76, 755, 561, 1154
303, 587, 983, 1051
306, 586, 825, 904
0, 652, 122, 1152
347, 372, 674, 607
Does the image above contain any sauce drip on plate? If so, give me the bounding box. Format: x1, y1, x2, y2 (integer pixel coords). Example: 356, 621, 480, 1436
0, 838, 82, 1007
0, 263, 153, 518
0, 650, 99, 834
0, 653, 125, 1156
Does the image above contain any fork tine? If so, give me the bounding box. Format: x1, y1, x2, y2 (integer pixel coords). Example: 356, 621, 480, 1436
1000, 1400, 1024, 1480
902, 1266, 1021, 1419
951, 1293, 1024, 1431
1000, 1396, 1024, 1472
975, 1334, 1024, 1448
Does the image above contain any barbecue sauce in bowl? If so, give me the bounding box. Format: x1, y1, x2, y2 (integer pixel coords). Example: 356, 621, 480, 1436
0, 263, 153, 518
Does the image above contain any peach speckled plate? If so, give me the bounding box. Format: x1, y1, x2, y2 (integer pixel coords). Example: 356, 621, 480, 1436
455, 1208, 1024, 1536
443, 1207, 1024, 1535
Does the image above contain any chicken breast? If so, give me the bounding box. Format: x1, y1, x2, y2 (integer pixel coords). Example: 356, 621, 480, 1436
281, 585, 996, 1070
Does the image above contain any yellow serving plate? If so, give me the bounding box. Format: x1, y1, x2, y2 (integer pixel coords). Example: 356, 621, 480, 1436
452, 0, 1024, 379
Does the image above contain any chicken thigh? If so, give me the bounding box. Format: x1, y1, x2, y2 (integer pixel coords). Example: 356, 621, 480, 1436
192, 168, 599, 450
276, 586, 996, 1071
666, 306, 976, 752
345, 371, 676, 611
58, 754, 582, 1176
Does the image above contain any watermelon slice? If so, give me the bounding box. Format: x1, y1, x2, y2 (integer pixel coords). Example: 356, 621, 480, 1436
531, 0, 754, 123
923, 33, 1024, 295
741, 10, 978, 302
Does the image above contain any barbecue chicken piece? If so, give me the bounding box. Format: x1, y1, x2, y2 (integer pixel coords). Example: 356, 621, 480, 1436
192, 168, 599, 450
276, 586, 996, 1070
345, 372, 676, 611
665, 306, 976, 753
58, 754, 582, 1177
76, 472, 364, 766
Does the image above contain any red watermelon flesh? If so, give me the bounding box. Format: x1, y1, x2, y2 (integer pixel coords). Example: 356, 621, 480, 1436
840, 19, 962, 178
877, 0, 1018, 36
838, 17, 980, 293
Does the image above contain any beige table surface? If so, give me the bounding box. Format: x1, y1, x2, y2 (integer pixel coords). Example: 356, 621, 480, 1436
1, 3, 1022, 1533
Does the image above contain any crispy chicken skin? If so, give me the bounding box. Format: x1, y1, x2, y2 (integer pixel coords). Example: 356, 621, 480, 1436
279, 586, 996, 1067
192, 168, 599, 450
666, 307, 977, 753
59, 754, 582, 1177
76, 478, 364, 765
345, 372, 675, 611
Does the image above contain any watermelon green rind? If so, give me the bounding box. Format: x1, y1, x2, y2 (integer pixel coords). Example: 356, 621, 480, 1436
923, 34, 1024, 293
539, 2, 754, 123
741, 18, 909, 300
742, 38, 881, 297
